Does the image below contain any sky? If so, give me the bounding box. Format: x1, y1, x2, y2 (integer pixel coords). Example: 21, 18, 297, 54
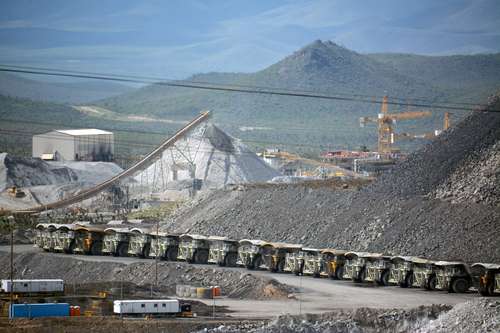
0, 0, 499, 79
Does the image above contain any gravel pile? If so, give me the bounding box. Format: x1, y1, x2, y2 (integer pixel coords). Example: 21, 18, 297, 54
0, 251, 293, 300
415, 299, 500, 333
133, 123, 280, 195
197, 305, 450, 333
167, 95, 500, 263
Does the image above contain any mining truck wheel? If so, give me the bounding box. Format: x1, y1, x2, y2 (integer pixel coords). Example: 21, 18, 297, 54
90, 241, 102, 256
334, 266, 344, 280
248, 256, 261, 270
452, 278, 470, 294
353, 268, 365, 283
166, 247, 178, 261
117, 243, 129, 257
194, 249, 209, 264
223, 253, 238, 267
426, 275, 437, 291
141, 244, 151, 258
377, 270, 390, 286
400, 272, 413, 288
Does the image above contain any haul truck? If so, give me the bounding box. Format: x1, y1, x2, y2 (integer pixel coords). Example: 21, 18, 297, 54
71, 225, 105, 255
149, 232, 180, 261
177, 234, 209, 264
343, 252, 383, 283
321, 249, 347, 280
364, 255, 392, 286
101, 227, 130, 257
434, 261, 472, 293
471, 263, 500, 296
127, 228, 152, 258
207, 236, 239, 267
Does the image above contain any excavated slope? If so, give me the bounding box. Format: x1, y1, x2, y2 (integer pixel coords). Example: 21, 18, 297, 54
167, 95, 500, 263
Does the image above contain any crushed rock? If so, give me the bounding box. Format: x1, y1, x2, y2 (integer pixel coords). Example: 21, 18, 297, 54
166, 95, 500, 263
0, 251, 294, 300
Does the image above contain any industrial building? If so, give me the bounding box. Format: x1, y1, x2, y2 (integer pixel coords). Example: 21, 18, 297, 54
32, 129, 114, 162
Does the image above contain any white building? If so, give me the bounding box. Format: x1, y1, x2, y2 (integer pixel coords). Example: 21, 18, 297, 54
32, 129, 114, 162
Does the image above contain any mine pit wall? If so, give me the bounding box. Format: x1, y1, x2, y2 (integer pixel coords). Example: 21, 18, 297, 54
0, 252, 293, 300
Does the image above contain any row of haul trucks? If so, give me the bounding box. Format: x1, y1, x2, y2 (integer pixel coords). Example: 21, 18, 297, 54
34, 223, 500, 296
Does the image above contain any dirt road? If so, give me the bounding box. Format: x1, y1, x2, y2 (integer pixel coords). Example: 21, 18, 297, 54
1, 245, 477, 318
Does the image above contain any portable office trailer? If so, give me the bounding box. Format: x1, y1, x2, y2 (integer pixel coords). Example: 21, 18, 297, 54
1, 279, 64, 294
113, 300, 179, 315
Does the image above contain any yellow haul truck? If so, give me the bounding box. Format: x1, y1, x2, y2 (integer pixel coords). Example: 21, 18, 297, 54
321, 249, 347, 280
471, 263, 500, 296
71, 224, 105, 255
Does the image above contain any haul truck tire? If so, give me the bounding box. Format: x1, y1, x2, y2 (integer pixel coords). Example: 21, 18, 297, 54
452, 278, 470, 293
166, 247, 178, 261
194, 249, 209, 264
400, 272, 413, 288
117, 243, 129, 257
90, 241, 102, 256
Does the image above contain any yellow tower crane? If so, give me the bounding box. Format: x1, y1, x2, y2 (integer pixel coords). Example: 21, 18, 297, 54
360, 95, 432, 154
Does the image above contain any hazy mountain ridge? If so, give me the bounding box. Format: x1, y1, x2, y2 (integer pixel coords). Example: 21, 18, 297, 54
93, 40, 500, 154
0, 73, 135, 104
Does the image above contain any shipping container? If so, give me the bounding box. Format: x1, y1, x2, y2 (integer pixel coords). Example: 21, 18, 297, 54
1, 279, 64, 294
113, 300, 179, 315
9, 303, 70, 319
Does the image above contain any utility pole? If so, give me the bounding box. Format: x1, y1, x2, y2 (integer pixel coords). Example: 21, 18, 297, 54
8, 216, 14, 314
155, 219, 159, 295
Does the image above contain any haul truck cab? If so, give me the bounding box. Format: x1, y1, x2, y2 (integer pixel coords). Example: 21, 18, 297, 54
434, 261, 472, 293
364, 255, 392, 286
127, 228, 152, 258
343, 252, 383, 283
237, 239, 270, 270
471, 263, 500, 296
262, 242, 302, 273
102, 227, 131, 257
321, 249, 347, 280
149, 232, 180, 261
52, 224, 76, 253
71, 224, 105, 255
207, 236, 239, 267
177, 234, 209, 264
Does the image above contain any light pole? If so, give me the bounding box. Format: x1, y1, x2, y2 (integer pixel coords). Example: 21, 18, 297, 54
8, 215, 15, 314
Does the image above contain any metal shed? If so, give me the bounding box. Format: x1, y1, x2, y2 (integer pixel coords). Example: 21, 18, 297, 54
32, 129, 114, 161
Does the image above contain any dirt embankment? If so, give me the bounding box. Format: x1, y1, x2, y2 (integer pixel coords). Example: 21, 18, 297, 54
166, 95, 500, 263
0, 251, 293, 300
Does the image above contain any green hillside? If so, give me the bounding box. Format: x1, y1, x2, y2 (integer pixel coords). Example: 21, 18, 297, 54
0, 94, 178, 164
96, 40, 500, 154
0, 72, 135, 104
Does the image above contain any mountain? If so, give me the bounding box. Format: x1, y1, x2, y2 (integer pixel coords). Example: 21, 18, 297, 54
96, 40, 500, 153
0, 73, 135, 104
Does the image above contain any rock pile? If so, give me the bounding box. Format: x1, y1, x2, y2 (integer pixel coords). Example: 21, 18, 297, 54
197, 305, 451, 333
167, 94, 500, 263
415, 299, 500, 333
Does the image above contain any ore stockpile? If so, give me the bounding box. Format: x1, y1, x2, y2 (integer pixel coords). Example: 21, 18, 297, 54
167, 95, 500, 263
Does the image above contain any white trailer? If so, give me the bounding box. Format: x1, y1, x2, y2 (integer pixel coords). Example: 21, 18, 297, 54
1, 279, 64, 294
113, 300, 180, 315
